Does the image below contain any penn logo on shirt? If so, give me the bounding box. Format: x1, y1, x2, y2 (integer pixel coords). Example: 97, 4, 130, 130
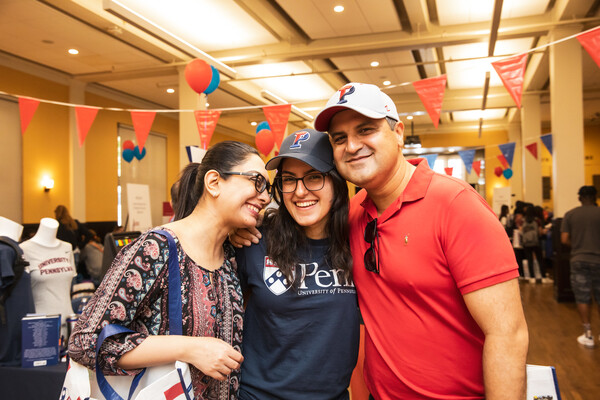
263, 256, 293, 295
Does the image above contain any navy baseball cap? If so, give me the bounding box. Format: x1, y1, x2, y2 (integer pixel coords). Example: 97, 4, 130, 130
266, 129, 334, 173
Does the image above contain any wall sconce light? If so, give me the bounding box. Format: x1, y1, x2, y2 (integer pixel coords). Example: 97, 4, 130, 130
41, 176, 54, 192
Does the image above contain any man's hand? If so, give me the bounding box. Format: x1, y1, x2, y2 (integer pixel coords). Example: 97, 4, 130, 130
228, 227, 261, 248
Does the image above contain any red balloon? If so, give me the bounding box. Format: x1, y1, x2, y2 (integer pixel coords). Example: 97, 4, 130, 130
494, 166, 503, 177
185, 59, 213, 94
122, 140, 135, 151
255, 129, 274, 156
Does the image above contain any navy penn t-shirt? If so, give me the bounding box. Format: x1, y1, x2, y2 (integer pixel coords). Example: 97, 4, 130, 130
236, 235, 359, 400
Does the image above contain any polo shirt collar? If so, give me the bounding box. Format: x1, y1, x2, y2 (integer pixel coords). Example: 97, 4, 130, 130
360, 158, 433, 221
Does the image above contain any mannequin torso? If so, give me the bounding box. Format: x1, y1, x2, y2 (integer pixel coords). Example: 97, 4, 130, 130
30, 218, 61, 248
21, 218, 75, 337
0, 217, 23, 242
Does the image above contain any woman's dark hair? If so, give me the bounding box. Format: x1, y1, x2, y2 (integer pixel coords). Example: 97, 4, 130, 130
263, 164, 352, 285
174, 141, 260, 221
54, 205, 77, 230
524, 205, 536, 224
171, 162, 200, 220
499, 204, 509, 220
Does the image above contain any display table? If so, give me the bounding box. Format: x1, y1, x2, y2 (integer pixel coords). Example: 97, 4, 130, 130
0, 362, 67, 400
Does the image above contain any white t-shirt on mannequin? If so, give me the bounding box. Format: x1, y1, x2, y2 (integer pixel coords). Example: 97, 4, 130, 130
21, 218, 76, 337
0, 217, 23, 242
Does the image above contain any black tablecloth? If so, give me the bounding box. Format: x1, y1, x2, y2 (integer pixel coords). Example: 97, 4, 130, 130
0, 362, 67, 400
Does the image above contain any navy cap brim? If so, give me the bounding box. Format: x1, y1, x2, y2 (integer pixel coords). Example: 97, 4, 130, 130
266, 153, 333, 173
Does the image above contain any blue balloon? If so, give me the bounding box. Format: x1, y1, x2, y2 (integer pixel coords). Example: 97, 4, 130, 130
134, 146, 147, 160
204, 65, 220, 95
502, 168, 513, 179
256, 121, 270, 134
122, 149, 134, 163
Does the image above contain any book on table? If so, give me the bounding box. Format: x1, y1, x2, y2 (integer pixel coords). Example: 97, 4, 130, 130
21, 313, 60, 368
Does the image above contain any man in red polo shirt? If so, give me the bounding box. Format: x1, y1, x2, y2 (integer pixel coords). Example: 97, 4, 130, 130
314, 83, 528, 400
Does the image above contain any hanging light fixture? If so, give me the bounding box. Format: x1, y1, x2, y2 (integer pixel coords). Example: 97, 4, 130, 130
404, 117, 421, 149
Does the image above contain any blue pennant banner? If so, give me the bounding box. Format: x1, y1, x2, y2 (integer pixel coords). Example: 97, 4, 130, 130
498, 142, 516, 167
540, 133, 553, 155
423, 153, 438, 169
458, 149, 476, 174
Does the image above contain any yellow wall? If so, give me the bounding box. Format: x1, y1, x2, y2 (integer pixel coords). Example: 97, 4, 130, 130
584, 125, 600, 185
0, 65, 70, 223
83, 93, 180, 222
538, 126, 600, 210
0, 65, 182, 223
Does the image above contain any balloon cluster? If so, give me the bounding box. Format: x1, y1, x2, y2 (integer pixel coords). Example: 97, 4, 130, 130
255, 121, 274, 156
494, 166, 513, 179
184, 59, 220, 95
122, 140, 146, 163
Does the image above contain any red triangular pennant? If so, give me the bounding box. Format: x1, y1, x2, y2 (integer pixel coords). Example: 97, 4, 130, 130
194, 110, 221, 149
525, 142, 538, 159
18, 97, 40, 135
497, 154, 509, 169
131, 111, 156, 150
577, 26, 600, 69
412, 75, 447, 128
472, 160, 481, 176
491, 53, 528, 108
263, 104, 291, 148
75, 106, 99, 147
444, 167, 453, 176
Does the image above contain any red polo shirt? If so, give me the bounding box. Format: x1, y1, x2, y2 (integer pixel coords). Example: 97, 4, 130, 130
349, 158, 518, 399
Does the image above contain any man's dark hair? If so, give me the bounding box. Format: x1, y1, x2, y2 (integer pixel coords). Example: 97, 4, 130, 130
578, 185, 597, 199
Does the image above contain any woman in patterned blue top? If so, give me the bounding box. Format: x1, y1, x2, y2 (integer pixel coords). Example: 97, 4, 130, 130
232, 129, 360, 400
69, 141, 272, 399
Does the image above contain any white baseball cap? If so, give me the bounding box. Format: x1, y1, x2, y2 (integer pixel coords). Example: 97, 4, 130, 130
314, 83, 399, 132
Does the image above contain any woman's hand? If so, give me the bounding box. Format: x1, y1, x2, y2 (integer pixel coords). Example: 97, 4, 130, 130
228, 227, 261, 248
181, 337, 244, 381
117, 335, 243, 381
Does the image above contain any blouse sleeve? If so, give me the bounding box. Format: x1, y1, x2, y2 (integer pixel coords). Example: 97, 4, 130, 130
68, 231, 170, 375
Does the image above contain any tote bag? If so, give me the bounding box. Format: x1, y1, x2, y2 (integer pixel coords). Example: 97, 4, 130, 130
60, 230, 194, 400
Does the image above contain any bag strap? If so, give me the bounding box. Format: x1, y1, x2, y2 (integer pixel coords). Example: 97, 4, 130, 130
95, 229, 182, 400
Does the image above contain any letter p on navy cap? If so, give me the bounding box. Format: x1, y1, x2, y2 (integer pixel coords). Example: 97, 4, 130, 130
265, 129, 334, 173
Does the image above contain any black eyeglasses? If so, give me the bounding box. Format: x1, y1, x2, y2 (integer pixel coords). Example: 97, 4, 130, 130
221, 172, 272, 197
274, 172, 328, 193
363, 218, 379, 274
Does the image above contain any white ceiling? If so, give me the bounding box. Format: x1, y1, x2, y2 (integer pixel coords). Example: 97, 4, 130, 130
0, 0, 599, 140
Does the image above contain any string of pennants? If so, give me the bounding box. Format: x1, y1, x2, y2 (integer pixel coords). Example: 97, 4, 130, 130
421, 133, 553, 179
7, 25, 599, 157
14, 92, 293, 154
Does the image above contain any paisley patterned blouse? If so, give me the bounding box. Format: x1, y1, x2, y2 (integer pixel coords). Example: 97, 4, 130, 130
68, 228, 244, 400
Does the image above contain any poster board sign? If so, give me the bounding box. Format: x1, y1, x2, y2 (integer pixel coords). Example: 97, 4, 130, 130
492, 186, 511, 216
126, 183, 152, 232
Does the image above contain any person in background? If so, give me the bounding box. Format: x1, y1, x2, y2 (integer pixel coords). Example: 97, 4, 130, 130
231, 129, 359, 400
54, 205, 98, 252
69, 141, 272, 399
78, 229, 104, 285
521, 206, 545, 283
313, 82, 528, 400
512, 201, 526, 277
561, 185, 600, 348
499, 204, 512, 237
55, 205, 104, 280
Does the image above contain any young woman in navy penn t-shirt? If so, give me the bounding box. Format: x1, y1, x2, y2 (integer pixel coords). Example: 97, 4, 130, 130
233, 129, 359, 400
